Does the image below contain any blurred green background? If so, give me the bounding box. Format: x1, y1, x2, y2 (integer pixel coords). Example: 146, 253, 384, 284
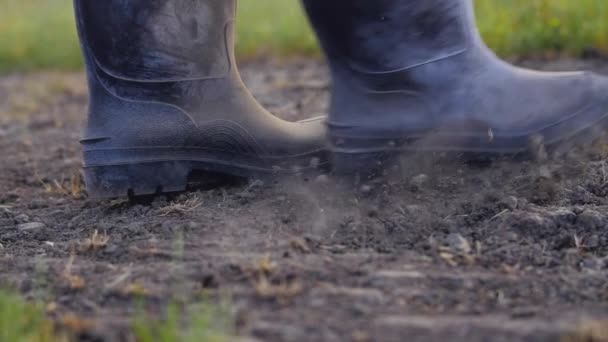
1, 0, 608, 73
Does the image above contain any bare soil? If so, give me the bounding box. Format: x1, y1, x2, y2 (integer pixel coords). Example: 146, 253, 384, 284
2, 58, 608, 342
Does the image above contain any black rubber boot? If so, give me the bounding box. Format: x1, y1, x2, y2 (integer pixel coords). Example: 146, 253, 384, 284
74, 0, 328, 198
302, 0, 608, 175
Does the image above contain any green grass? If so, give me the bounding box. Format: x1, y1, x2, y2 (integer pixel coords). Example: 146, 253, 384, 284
0, 289, 66, 342
0, 288, 231, 342
1, 0, 608, 73
133, 301, 231, 342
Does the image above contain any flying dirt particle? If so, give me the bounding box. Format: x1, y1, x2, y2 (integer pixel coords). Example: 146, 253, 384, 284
501, 196, 519, 210
309, 157, 321, 168
248, 179, 265, 189
17, 222, 46, 231
360, 184, 373, 194
538, 165, 552, 179
410, 174, 430, 189
374, 270, 426, 280
528, 134, 548, 162
315, 175, 330, 184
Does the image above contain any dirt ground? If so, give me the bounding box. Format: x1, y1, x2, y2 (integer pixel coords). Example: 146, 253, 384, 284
2, 58, 608, 342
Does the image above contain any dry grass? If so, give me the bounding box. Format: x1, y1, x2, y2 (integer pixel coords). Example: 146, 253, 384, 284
158, 197, 204, 217
61, 255, 85, 290
36, 172, 84, 199
0, 289, 72, 342
77, 230, 109, 253
247, 256, 303, 304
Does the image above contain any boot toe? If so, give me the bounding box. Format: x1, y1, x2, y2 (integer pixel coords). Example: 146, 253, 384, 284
539, 72, 608, 151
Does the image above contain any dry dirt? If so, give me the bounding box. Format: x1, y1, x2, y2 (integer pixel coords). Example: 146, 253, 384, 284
2, 58, 608, 342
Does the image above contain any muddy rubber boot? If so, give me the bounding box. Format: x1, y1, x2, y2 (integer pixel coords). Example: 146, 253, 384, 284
73, 0, 328, 199
302, 0, 608, 175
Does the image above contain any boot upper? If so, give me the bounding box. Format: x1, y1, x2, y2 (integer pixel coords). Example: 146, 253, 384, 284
303, 0, 608, 152
75, 0, 326, 162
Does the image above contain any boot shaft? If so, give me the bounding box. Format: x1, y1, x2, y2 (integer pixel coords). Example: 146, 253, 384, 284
73, 0, 241, 148
74, 0, 235, 82
302, 0, 484, 73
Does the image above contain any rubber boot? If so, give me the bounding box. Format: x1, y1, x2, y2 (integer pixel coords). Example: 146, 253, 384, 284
74, 0, 327, 198
302, 0, 608, 175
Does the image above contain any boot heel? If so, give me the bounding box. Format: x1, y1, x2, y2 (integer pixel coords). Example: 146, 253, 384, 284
83, 161, 192, 199
332, 151, 398, 178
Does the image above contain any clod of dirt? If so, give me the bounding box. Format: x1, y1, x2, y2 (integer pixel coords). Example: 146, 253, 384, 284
14, 213, 30, 224
576, 210, 606, 231
550, 209, 578, 224
507, 212, 557, 237
17, 222, 46, 231
579, 258, 605, 271
446, 233, 472, 254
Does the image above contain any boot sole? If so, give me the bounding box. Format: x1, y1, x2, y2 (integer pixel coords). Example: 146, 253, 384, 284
83, 148, 328, 199
331, 106, 608, 177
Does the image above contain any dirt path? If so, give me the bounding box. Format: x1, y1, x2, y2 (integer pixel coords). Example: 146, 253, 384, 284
2, 58, 608, 342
